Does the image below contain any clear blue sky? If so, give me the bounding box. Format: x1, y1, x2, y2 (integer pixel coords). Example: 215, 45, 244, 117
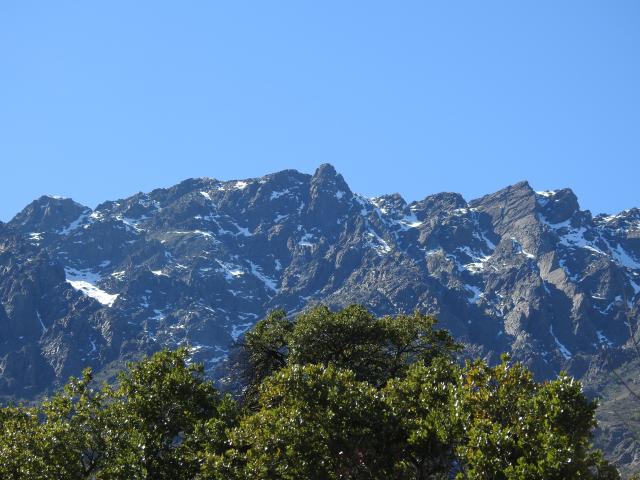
1, 1, 639, 221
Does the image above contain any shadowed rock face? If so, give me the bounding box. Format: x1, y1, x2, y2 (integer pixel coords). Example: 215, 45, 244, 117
2, 164, 639, 469
1, 164, 639, 393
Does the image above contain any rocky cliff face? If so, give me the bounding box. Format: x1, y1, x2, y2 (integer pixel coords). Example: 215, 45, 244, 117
2, 166, 640, 462
3, 164, 639, 468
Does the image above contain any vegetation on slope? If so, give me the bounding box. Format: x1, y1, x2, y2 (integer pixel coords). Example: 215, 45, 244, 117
0, 306, 622, 479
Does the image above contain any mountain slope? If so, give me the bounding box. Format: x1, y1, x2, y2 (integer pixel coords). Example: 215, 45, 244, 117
3, 164, 640, 469
3, 165, 640, 396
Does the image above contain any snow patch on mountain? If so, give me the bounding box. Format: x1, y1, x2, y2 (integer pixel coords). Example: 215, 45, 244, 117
249, 261, 278, 292
65, 267, 119, 307
58, 212, 90, 235
465, 284, 483, 304
549, 324, 572, 359
610, 244, 640, 270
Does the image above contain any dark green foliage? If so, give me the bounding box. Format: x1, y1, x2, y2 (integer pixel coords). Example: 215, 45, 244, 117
455, 356, 619, 479
0, 347, 226, 480
383, 359, 461, 478
0, 306, 620, 479
239, 308, 293, 404
101, 348, 222, 479
208, 364, 395, 479
240, 305, 460, 393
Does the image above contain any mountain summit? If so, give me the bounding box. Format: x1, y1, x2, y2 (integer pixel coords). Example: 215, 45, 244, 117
1, 165, 638, 400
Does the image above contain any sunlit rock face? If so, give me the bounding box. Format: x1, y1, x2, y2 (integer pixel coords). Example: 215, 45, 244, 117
2, 165, 639, 399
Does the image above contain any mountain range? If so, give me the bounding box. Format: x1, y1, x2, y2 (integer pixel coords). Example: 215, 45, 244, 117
1, 164, 638, 472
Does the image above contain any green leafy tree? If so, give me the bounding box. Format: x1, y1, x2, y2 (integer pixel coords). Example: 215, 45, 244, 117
0, 369, 111, 479
204, 363, 396, 479
0, 405, 52, 479
0, 348, 234, 480
287, 305, 391, 385
377, 311, 461, 379
383, 358, 461, 479
207, 306, 462, 479
240, 305, 459, 392
238, 309, 293, 405
0, 305, 622, 479
455, 356, 619, 480
98, 347, 223, 480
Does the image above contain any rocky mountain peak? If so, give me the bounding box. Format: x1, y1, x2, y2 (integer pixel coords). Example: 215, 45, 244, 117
310, 163, 350, 193
469, 181, 536, 234
536, 188, 579, 224
411, 192, 467, 220
1, 166, 639, 403
1, 167, 638, 472
312, 162, 338, 179
11, 196, 90, 235
308, 163, 352, 222
372, 193, 408, 215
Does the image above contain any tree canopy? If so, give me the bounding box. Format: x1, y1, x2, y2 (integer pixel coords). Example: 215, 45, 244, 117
0, 305, 621, 479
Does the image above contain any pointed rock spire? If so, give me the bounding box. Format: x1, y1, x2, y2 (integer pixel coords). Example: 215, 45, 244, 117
308, 164, 353, 221
470, 181, 536, 235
